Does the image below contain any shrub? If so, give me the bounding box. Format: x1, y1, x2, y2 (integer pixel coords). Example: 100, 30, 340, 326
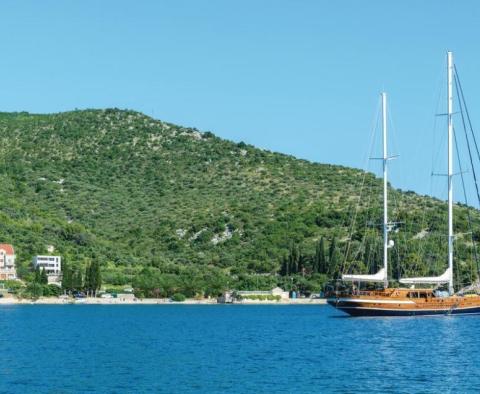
1, 280, 23, 294
44, 284, 62, 297
171, 293, 186, 302
21, 283, 43, 299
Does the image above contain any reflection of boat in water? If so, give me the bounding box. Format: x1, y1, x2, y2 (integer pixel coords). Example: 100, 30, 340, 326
327, 52, 480, 316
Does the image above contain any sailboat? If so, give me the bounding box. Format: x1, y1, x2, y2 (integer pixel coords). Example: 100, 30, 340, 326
327, 51, 480, 316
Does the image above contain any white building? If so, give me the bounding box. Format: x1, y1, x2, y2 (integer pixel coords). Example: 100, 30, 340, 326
271, 287, 290, 300
0, 244, 16, 280
33, 255, 62, 284
237, 287, 290, 300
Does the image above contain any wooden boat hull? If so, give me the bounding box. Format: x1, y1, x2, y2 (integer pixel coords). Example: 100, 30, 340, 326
329, 302, 480, 316
327, 293, 480, 317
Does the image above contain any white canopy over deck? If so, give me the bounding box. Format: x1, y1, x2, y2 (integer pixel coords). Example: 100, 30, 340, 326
399, 267, 452, 285
342, 268, 386, 283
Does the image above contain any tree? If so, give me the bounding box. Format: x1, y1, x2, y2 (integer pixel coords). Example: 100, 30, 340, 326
363, 237, 372, 269
29, 266, 43, 299
44, 284, 62, 297
298, 254, 308, 276
40, 268, 48, 285
288, 243, 300, 274
328, 237, 340, 278
73, 269, 83, 291
280, 254, 289, 276
25, 282, 43, 299
314, 237, 326, 274
92, 261, 102, 296
34, 266, 41, 283
62, 262, 73, 293
84, 261, 102, 297
84, 262, 92, 296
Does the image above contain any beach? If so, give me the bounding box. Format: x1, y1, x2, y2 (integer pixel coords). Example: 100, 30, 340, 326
0, 296, 327, 305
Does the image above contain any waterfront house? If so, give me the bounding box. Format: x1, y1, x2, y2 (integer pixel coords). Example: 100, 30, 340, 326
0, 244, 16, 280
271, 287, 289, 300
33, 255, 62, 284
116, 293, 136, 301
237, 287, 290, 300
217, 291, 234, 303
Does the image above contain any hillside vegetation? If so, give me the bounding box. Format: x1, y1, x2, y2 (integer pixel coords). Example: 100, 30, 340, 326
0, 109, 478, 296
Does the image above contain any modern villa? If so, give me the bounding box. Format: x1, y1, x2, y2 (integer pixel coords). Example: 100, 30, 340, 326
33, 255, 62, 284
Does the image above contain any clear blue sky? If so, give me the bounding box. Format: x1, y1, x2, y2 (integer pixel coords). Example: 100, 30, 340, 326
0, 0, 479, 202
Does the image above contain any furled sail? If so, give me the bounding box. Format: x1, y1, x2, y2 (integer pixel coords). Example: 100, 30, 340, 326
342, 268, 386, 283
399, 267, 451, 285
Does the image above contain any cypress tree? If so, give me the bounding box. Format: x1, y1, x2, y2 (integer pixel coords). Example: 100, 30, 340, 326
34, 266, 41, 283
328, 237, 338, 276
288, 244, 299, 274
298, 254, 308, 276
287, 245, 294, 274
84, 262, 92, 296
83, 261, 102, 297
40, 268, 48, 285
364, 238, 371, 267
312, 246, 319, 274
280, 255, 288, 276
62, 262, 73, 293
315, 237, 326, 273
93, 261, 102, 296
73, 270, 83, 291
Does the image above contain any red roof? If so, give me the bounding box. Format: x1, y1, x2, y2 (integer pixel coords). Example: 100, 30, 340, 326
0, 244, 14, 255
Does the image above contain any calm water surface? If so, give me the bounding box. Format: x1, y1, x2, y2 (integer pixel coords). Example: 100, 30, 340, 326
0, 304, 479, 393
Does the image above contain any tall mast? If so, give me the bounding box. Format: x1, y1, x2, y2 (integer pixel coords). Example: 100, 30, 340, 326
382, 92, 389, 289
447, 51, 454, 295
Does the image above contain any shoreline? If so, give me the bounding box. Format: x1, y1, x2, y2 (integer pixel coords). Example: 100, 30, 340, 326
0, 296, 327, 305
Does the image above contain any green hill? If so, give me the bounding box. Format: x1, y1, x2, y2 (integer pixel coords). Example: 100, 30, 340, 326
0, 109, 478, 296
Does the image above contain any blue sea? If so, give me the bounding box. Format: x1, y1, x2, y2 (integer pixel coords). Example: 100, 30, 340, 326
0, 304, 479, 393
